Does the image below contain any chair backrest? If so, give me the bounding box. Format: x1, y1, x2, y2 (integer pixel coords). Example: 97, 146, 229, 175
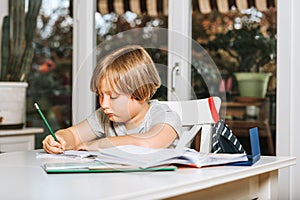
160, 96, 221, 153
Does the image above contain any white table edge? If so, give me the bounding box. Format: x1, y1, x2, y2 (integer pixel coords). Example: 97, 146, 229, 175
106, 156, 296, 200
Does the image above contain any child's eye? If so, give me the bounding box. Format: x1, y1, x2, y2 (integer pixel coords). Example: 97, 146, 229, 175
110, 92, 120, 100
111, 95, 119, 100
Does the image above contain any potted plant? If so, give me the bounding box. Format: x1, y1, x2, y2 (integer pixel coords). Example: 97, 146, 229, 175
204, 8, 276, 98
0, 0, 41, 129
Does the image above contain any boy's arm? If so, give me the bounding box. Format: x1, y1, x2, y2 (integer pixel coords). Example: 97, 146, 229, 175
80, 123, 178, 150
61, 120, 97, 148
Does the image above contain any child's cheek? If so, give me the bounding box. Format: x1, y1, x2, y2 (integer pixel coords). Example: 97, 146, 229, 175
112, 97, 131, 115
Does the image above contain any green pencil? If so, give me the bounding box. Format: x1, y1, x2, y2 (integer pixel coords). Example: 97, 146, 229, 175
34, 103, 59, 142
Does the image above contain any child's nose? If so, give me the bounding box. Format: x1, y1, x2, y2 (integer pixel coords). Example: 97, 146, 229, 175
101, 95, 110, 109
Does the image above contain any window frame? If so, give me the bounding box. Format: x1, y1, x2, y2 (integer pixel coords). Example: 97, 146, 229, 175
72, 0, 96, 123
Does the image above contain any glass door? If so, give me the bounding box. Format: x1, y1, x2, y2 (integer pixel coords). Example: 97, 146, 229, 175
73, 1, 277, 156
191, 0, 277, 155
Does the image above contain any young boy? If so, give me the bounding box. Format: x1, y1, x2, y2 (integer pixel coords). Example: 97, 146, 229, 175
42, 45, 182, 154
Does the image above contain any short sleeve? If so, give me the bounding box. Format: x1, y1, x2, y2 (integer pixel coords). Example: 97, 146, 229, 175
86, 108, 108, 138
147, 101, 182, 138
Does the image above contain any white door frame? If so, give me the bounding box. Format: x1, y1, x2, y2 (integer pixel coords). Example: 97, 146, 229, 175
277, 0, 299, 198
167, 0, 192, 100
72, 0, 96, 123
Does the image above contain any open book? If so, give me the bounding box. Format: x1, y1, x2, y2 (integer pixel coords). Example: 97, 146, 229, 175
97, 145, 248, 168
40, 127, 259, 172
40, 146, 248, 173
41, 146, 247, 173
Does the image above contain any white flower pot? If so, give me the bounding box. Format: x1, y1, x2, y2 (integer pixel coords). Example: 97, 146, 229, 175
0, 82, 28, 129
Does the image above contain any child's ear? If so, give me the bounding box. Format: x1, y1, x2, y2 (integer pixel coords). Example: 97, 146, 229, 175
138, 99, 147, 104
132, 97, 146, 104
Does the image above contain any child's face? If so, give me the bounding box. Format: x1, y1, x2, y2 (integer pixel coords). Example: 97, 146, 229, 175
98, 79, 146, 124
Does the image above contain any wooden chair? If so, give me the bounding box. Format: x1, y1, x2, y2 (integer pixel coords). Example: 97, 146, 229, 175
160, 96, 221, 153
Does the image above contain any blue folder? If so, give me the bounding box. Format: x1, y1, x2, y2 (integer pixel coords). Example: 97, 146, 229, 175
226, 127, 261, 166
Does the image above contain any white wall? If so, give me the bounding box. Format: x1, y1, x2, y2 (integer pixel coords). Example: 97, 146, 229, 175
289, 0, 300, 198
277, 0, 299, 198
0, 0, 8, 66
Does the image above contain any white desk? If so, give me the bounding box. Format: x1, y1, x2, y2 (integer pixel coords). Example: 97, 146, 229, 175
0, 150, 295, 200
0, 128, 44, 152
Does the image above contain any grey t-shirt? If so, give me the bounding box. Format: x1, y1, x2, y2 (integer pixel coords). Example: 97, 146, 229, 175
86, 100, 182, 148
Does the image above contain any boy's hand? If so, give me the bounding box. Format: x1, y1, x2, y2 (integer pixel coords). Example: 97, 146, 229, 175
42, 135, 66, 154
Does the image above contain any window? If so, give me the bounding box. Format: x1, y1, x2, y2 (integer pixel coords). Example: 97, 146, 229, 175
26, 0, 72, 148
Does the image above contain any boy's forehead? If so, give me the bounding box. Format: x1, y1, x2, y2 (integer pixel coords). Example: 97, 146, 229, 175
98, 80, 110, 91
98, 78, 116, 94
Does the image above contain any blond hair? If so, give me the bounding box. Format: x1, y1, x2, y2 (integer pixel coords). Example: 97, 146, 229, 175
90, 45, 161, 101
